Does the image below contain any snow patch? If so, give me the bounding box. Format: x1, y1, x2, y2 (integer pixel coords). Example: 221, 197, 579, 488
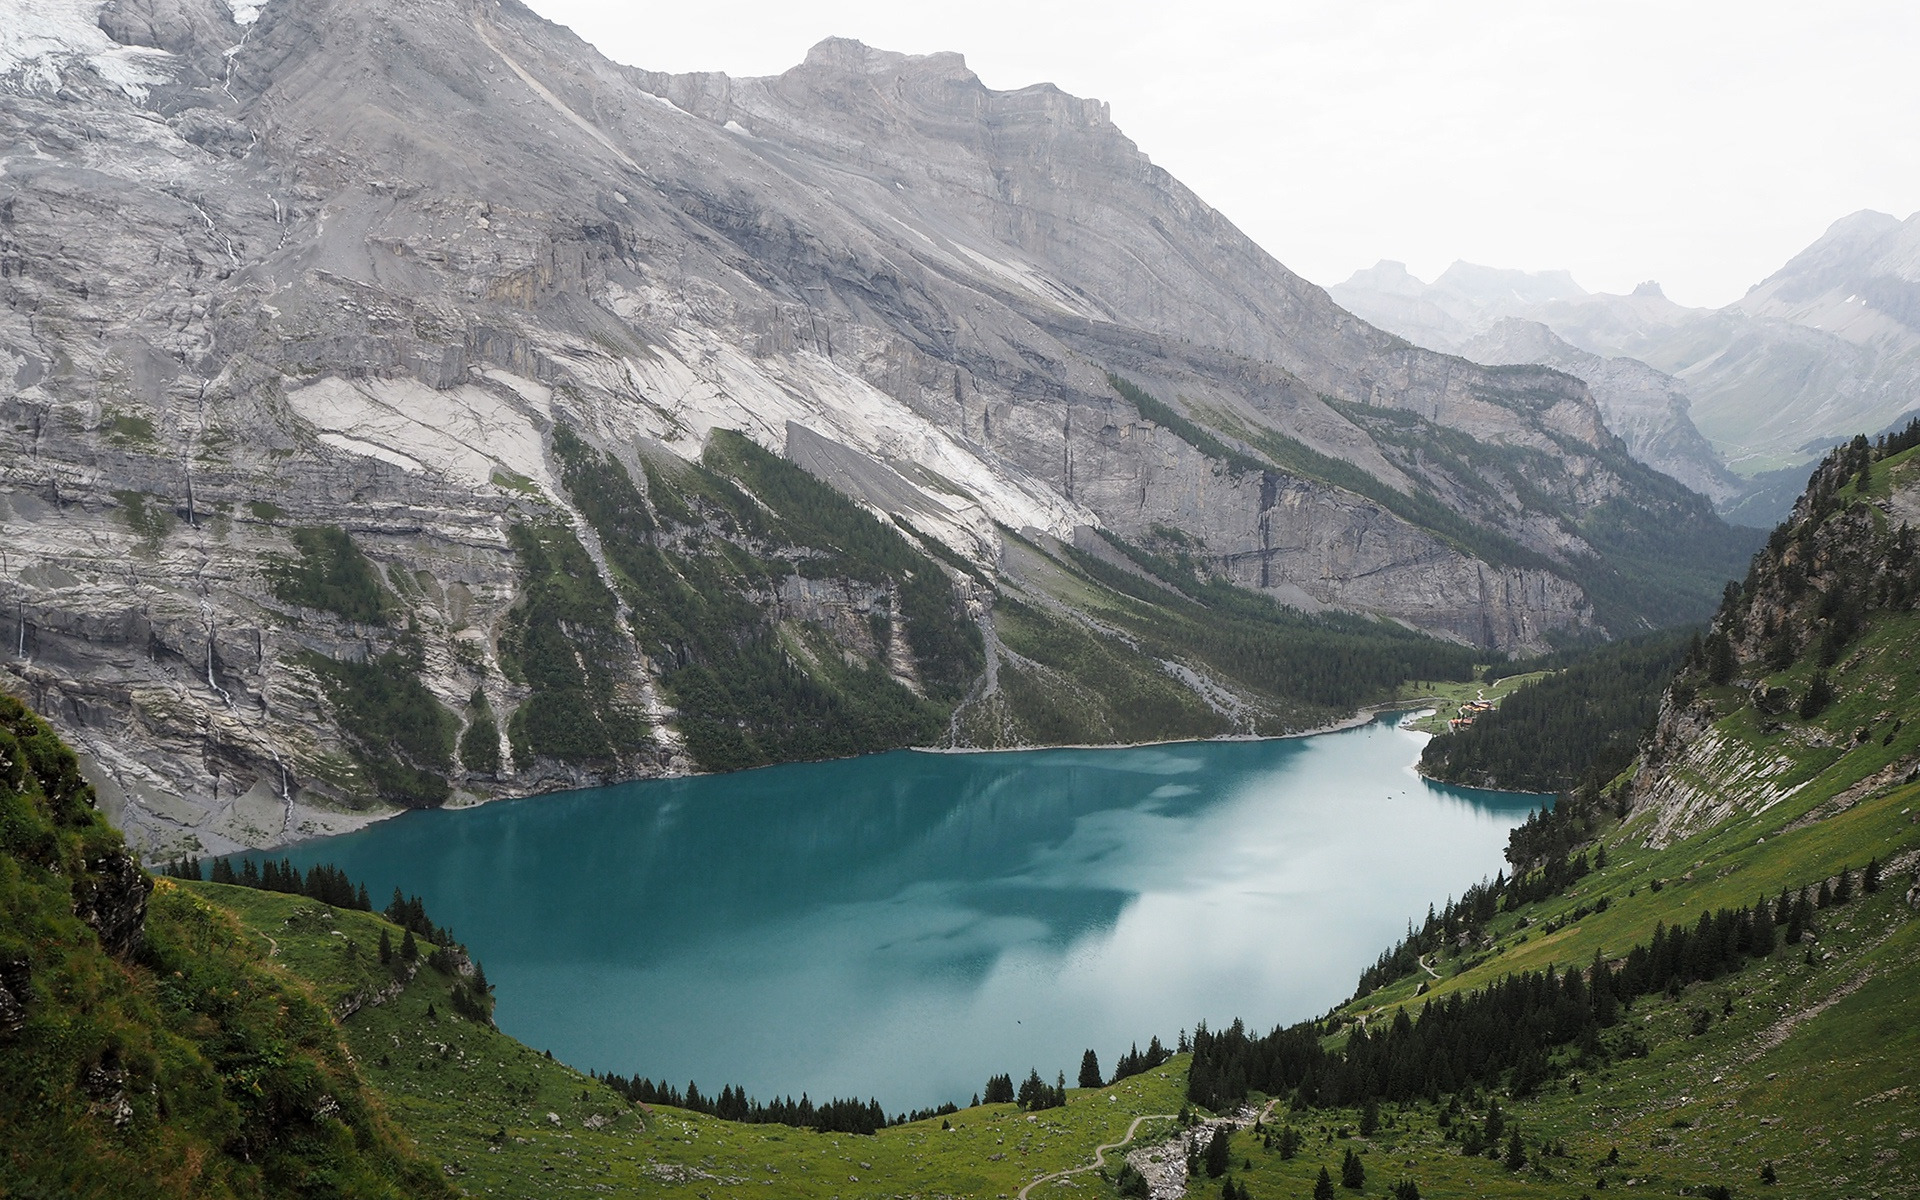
0, 0, 176, 100
722, 119, 749, 136
288, 376, 555, 495
224, 0, 261, 26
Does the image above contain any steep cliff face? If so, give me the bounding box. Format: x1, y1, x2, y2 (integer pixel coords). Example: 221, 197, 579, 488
1631, 430, 1920, 846
1461, 318, 1741, 505
1, 0, 1750, 852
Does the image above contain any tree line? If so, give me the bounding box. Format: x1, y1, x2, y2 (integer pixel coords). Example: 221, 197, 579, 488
1419, 629, 1694, 793
1193, 865, 1877, 1115
170, 855, 459, 951
167, 854, 375, 911
592, 1074, 951, 1136
1354, 836, 1612, 997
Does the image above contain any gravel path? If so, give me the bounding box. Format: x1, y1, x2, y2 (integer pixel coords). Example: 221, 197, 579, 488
1016, 1112, 1177, 1200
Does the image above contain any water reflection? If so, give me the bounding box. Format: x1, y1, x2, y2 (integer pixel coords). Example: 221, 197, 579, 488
266, 716, 1534, 1109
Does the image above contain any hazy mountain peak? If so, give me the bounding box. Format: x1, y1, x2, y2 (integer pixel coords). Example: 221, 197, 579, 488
1632, 280, 1666, 298
1820, 208, 1903, 242
1340, 260, 1429, 296
798, 36, 972, 81
1433, 261, 1587, 307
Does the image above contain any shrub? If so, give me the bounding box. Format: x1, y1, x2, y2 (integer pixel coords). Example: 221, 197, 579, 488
266, 526, 394, 623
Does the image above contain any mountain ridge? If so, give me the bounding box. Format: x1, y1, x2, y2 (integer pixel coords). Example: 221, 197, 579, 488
1333, 210, 1920, 495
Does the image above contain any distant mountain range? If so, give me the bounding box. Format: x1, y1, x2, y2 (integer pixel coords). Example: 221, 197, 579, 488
1333, 211, 1920, 523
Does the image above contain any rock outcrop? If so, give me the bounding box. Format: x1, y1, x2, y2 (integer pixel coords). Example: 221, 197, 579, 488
1631, 433, 1920, 845
1461, 319, 1741, 505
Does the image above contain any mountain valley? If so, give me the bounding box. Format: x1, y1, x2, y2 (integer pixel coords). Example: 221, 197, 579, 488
2, 0, 1754, 857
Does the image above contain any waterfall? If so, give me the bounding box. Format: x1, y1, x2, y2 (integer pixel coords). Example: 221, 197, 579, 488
204, 619, 234, 707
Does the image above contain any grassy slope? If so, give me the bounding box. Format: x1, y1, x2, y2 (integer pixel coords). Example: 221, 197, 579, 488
169, 614, 1917, 1200
1397, 671, 1549, 737
0, 693, 449, 1200
183, 882, 1191, 1199
1320, 607, 1920, 1198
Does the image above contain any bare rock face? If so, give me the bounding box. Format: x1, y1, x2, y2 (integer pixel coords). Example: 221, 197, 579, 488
0, 0, 1741, 852
1629, 443, 1920, 846
1462, 319, 1741, 505
0, 957, 31, 1037
70, 848, 154, 958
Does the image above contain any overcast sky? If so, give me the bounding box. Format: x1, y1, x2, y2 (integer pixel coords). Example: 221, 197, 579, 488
526, 0, 1919, 309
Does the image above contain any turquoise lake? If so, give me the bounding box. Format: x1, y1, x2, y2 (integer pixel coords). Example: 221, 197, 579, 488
266, 714, 1536, 1111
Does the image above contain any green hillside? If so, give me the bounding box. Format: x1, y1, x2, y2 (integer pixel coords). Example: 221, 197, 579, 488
0, 693, 451, 1199
160, 884, 1199, 1200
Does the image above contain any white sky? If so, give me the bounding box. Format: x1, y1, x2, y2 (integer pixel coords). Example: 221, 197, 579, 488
526, 0, 1920, 309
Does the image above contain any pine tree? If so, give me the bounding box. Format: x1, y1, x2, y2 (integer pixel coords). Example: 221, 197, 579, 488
1864, 857, 1882, 894
401, 929, 418, 962
1705, 632, 1736, 685
1504, 1128, 1526, 1172
1786, 889, 1812, 943
1340, 1146, 1365, 1189
1834, 866, 1853, 904
1359, 1097, 1380, 1136
378, 928, 393, 964
1205, 1126, 1233, 1178
1277, 1125, 1302, 1160
1797, 671, 1833, 719
1078, 1048, 1102, 1089
1313, 1166, 1335, 1200
1750, 898, 1777, 956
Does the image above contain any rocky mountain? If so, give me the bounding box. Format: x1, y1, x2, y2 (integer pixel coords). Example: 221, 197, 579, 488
1631, 423, 1920, 847
0, 0, 1752, 856
1459, 317, 1741, 505
1334, 212, 1920, 504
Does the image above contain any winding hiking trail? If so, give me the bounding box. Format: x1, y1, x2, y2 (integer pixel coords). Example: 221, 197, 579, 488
1418, 953, 1441, 980
1016, 1113, 1175, 1200
1017, 1098, 1283, 1199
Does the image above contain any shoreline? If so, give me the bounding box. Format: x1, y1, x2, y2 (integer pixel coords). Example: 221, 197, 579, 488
192, 701, 1458, 859
908, 702, 1397, 756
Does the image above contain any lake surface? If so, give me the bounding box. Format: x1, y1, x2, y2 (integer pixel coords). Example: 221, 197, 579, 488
267, 715, 1536, 1111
